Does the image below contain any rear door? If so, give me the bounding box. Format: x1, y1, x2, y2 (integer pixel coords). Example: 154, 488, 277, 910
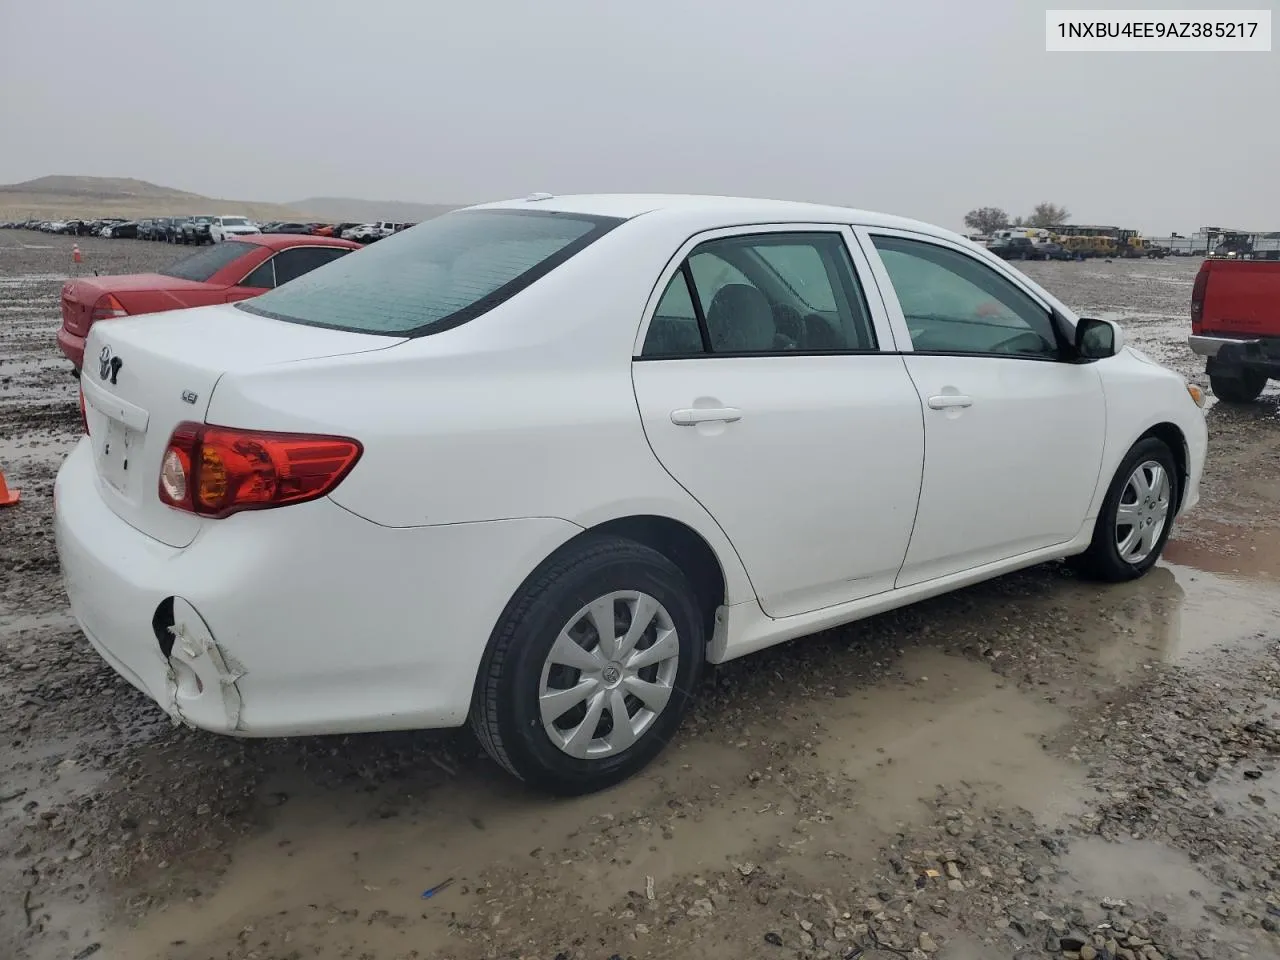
856, 228, 1106, 587
631, 224, 925, 619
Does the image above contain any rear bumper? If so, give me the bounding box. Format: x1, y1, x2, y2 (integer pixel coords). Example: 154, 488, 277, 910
1188, 334, 1259, 357
54, 438, 581, 737
57, 326, 85, 369
1191, 334, 1280, 373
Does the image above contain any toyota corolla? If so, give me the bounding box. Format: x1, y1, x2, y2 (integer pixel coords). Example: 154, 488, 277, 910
54, 194, 1208, 795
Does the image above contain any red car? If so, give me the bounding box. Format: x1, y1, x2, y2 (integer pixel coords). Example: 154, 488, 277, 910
57, 234, 361, 372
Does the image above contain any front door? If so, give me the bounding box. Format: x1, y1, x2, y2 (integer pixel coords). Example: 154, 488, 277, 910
860, 230, 1107, 587
631, 226, 926, 619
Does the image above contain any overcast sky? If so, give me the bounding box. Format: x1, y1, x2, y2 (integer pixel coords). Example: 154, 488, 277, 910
1, 0, 1275, 234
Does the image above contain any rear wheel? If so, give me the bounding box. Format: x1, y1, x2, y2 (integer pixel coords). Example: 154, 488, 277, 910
1210, 369, 1267, 404
470, 535, 705, 795
1069, 437, 1178, 582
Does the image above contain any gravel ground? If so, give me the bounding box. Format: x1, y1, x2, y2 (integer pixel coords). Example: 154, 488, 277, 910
1, 231, 1278, 960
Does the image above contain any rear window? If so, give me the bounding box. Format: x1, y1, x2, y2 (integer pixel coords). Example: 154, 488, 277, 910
237, 209, 623, 336
159, 241, 256, 282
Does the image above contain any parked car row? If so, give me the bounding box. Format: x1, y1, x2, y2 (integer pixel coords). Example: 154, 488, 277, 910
1, 218, 126, 236
2, 217, 415, 244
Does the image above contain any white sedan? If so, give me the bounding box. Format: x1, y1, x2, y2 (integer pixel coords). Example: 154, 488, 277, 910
54, 194, 1207, 795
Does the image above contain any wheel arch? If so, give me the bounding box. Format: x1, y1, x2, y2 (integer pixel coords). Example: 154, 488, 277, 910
581, 515, 729, 640
1137, 421, 1189, 511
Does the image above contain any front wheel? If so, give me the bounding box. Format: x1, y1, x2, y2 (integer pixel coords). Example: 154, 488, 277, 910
1210, 369, 1267, 404
1069, 437, 1178, 582
470, 535, 705, 796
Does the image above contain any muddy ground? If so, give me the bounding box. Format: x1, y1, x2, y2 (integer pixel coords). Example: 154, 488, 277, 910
1, 231, 1278, 960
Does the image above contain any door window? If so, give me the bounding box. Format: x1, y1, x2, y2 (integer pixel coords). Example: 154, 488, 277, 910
641, 232, 876, 356
272, 246, 352, 286
870, 235, 1060, 359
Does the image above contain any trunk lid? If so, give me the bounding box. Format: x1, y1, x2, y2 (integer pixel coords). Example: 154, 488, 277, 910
81, 303, 405, 548
61, 274, 216, 335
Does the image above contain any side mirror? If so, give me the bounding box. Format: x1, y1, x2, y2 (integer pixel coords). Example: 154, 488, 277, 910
1075, 316, 1124, 359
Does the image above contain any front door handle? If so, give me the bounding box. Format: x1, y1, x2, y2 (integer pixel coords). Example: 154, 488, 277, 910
670, 407, 743, 426
927, 394, 973, 410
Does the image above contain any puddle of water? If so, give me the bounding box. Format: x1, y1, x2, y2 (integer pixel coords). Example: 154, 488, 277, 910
816, 649, 1084, 829
100, 737, 759, 960
1057, 837, 1224, 928
94, 650, 1085, 958
1165, 521, 1280, 583
1037, 560, 1278, 687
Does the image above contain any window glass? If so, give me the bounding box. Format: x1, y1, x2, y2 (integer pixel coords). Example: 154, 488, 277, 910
754, 244, 837, 312
682, 233, 876, 354
159, 240, 256, 282
272, 246, 352, 286
240, 259, 275, 289
871, 235, 1059, 358
239, 210, 619, 335
641, 271, 704, 357
687, 252, 750, 316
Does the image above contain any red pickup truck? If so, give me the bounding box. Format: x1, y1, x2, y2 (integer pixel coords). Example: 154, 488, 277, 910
1188, 257, 1280, 403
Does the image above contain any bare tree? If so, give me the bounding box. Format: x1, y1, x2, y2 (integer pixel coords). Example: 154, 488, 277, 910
1027, 202, 1070, 228
962, 207, 1009, 235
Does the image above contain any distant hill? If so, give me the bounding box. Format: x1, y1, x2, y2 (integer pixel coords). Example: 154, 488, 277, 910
0, 175, 314, 222
293, 197, 465, 224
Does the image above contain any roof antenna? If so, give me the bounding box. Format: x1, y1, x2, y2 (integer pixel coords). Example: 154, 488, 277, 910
525, 192, 554, 202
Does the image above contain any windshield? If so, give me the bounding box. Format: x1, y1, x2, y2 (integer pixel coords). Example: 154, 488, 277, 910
237, 209, 623, 336
159, 241, 255, 282
221, 217, 249, 226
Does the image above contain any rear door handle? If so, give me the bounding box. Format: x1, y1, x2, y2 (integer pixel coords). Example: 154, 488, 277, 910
670, 407, 743, 426
927, 395, 973, 410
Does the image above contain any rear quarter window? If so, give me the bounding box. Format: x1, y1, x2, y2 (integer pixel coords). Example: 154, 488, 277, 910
237, 209, 623, 336
159, 241, 257, 282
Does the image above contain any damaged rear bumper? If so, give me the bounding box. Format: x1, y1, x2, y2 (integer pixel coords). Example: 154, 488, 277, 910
53, 445, 254, 733
52, 438, 580, 737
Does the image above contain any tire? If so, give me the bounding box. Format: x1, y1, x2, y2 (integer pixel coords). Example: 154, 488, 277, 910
1210, 369, 1267, 404
1069, 436, 1179, 583
470, 534, 705, 796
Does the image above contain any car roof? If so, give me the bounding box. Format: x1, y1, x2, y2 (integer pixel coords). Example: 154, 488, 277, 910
232, 233, 361, 251
466, 193, 962, 242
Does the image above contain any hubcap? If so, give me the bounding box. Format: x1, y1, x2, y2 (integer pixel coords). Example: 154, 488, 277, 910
1114, 459, 1171, 565
537, 591, 680, 760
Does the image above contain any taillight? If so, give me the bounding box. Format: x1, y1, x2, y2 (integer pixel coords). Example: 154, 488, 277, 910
158, 422, 362, 518
1190, 265, 1209, 332
90, 293, 128, 323
78, 383, 90, 435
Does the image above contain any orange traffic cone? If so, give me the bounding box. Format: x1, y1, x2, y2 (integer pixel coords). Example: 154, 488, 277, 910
0, 467, 19, 507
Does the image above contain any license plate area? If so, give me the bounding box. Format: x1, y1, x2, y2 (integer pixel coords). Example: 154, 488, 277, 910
98, 416, 140, 493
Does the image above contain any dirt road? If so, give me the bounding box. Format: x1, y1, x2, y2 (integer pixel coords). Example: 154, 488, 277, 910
2, 231, 1278, 960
